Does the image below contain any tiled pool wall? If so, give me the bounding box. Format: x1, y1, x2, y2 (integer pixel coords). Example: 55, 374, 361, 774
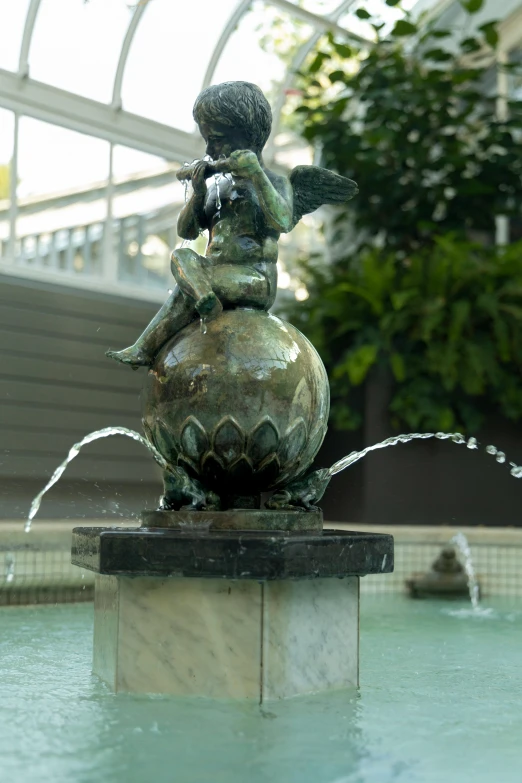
0, 521, 521, 605
330, 525, 522, 599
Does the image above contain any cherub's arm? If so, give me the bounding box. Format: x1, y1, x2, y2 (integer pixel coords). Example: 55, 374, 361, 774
177, 160, 209, 240
227, 151, 293, 234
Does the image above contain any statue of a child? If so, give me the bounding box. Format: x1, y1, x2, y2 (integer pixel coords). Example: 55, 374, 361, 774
107, 81, 357, 369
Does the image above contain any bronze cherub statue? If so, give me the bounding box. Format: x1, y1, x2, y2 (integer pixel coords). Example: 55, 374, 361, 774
107, 81, 358, 512
107, 81, 357, 368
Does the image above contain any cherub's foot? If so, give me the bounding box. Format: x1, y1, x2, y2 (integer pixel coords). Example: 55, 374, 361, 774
106, 346, 152, 369
196, 291, 223, 320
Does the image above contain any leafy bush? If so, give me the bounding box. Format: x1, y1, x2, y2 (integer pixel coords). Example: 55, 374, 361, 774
296, 0, 522, 253
286, 0, 522, 432
289, 237, 522, 432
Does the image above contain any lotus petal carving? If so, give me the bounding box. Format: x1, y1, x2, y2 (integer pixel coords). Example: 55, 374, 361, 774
247, 416, 279, 466
180, 415, 209, 463
213, 416, 245, 465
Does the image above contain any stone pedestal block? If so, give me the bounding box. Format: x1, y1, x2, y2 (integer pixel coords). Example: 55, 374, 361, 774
73, 523, 393, 700
93, 574, 359, 701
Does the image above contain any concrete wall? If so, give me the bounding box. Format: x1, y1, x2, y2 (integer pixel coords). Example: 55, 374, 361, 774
0, 274, 162, 520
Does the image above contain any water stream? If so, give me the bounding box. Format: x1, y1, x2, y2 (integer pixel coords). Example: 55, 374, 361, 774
214, 173, 222, 210
24, 427, 168, 533
328, 431, 522, 479
451, 532, 480, 610
4, 553, 15, 584
25, 428, 522, 533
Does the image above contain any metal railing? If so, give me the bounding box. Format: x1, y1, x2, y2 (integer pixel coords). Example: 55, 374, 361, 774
1, 202, 182, 298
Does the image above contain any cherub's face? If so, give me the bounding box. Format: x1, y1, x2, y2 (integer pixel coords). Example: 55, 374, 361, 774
198, 120, 254, 161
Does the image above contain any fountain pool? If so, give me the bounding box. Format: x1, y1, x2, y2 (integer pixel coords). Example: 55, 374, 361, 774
1, 594, 521, 783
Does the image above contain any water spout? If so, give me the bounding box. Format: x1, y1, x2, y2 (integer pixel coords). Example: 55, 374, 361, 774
4, 553, 15, 584
451, 532, 480, 610
214, 173, 222, 211
25, 427, 168, 534
328, 431, 522, 480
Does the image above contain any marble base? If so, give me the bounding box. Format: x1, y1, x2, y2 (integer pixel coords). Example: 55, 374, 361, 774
93, 574, 359, 701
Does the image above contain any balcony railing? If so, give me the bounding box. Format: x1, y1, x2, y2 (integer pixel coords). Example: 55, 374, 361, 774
0, 203, 181, 302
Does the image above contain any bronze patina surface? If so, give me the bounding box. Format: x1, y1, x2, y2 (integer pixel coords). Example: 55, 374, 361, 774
142, 309, 329, 505
106, 81, 358, 515
141, 508, 323, 533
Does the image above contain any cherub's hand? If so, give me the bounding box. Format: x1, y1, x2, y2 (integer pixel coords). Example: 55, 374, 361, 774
227, 150, 261, 178
191, 159, 209, 196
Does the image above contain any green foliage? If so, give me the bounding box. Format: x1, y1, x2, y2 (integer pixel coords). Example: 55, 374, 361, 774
296, 4, 522, 256
287, 3, 522, 433
287, 238, 522, 433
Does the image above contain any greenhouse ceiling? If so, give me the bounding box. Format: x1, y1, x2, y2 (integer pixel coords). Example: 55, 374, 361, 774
0, 0, 435, 163
0, 0, 518, 164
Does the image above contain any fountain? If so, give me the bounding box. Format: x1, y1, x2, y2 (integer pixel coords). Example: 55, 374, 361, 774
36, 82, 520, 702
406, 532, 486, 607
406, 544, 475, 600
70, 81, 393, 700
4, 82, 522, 783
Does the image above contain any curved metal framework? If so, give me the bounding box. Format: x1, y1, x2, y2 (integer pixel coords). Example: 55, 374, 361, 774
266, 0, 368, 43
7, 0, 374, 161
202, 0, 369, 109
266, 0, 360, 160
112, 1, 150, 110
201, 0, 253, 92
18, 0, 43, 77
3, 0, 520, 162
2, 0, 521, 300
2, 0, 375, 165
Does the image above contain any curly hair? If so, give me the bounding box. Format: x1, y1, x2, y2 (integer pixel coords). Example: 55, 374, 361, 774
193, 82, 272, 153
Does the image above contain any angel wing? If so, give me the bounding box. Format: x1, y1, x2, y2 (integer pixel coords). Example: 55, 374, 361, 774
289, 165, 358, 229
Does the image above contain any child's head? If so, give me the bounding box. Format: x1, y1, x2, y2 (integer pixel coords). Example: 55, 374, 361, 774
193, 82, 272, 158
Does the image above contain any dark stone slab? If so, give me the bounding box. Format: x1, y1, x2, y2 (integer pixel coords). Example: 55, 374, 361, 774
72, 527, 393, 580
141, 508, 322, 533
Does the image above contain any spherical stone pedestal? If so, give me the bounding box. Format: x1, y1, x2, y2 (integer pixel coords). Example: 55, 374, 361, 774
141, 309, 330, 499
72, 524, 394, 701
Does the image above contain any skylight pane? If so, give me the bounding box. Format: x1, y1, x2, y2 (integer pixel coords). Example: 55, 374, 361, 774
29, 0, 131, 103
122, 0, 240, 132
0, 0, 31, 72
214, 2, 313, 103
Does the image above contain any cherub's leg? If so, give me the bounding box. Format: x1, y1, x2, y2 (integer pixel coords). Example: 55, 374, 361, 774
211, 261, 276, 310
171, 248, 223, 320
106, 286, 194, 368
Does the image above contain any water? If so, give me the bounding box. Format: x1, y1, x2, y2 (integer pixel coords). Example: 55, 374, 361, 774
1, 595, 521, 783
24, 427, 168, 533
214, 173, 222, 210
180, 161, 191, 203
451, 532, 481, 611
4, 553, 14, 584
25, 426, 522, 533
328, 431, 522, 479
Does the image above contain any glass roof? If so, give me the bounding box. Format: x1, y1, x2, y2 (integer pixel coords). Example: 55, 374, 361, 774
1, 0, 516, 300
213, 2, 313, 100
29, 0, 131, 103
0, 0, 438, 163
0, 0, 31, 72
122, 0, 241, 131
